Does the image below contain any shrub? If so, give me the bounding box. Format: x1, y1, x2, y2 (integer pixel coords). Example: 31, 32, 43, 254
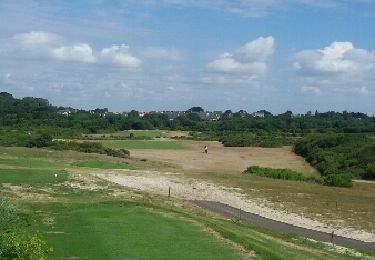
244, 166, 306, 181
321, 174, 353, 188
104, 148, 130, 158
0, 198, 49, 259
363, 163, 375, 180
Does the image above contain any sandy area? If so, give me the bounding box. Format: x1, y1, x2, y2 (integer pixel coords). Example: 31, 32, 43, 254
131, 141, 317, 176
95, 169, 375, 243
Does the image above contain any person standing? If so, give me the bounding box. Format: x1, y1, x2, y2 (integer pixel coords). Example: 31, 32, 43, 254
204, 145, 208, 154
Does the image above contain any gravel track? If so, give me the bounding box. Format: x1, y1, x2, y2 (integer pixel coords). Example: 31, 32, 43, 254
192, 200, 375, 252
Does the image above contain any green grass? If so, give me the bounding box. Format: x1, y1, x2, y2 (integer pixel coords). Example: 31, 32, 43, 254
23, 199, 371, 260
72, 160, 135, 169
0, 157, 68, 169
99, 140, 184, 149
30, 201, 241, 260
0, 169, 67, 184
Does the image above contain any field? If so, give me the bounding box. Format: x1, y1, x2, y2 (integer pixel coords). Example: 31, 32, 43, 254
131, 140, 318, 175
28, 201, 241, 260
97, 140, 185, 150
1, 136, 375, 259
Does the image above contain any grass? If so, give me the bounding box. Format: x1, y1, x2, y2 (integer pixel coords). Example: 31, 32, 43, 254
28, 201, 241, 260
21, 198, 371, 260
72, 159, 135, 169
1, 146, 374, 259
0, 168, 67, 184
99, 140, 184, 150
0, 157, 67, 169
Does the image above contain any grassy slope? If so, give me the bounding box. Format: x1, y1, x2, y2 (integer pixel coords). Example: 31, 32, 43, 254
1, 146, 374, 259
29, 201, 240, 260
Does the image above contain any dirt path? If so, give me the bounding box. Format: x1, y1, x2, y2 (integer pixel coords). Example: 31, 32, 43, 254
193, 200, 375, 252
94, 169, 375, 243
131, 141, 317, 176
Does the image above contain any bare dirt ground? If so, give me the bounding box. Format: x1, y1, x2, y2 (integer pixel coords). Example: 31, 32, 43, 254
131, 141, 317, 176
95, 169, 375, 243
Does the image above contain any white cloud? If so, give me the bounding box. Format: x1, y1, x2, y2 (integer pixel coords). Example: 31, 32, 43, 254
13, 31, 60, 49
294, 42, 373, 74
51, 43, 96, 63
206, 36, 274, 84
100, 44, 142, 69
8, 31, 142, 68
143, 47, 182, 61
294, 41, 375, 95
208, 52, 266, 74
240, 36, 275, 61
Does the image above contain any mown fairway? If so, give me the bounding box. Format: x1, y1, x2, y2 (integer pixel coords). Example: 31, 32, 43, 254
0, 168, 67, 184
29, 201, 241, 260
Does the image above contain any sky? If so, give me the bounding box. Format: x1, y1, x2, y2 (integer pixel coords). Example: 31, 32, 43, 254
0, 0, 375, 114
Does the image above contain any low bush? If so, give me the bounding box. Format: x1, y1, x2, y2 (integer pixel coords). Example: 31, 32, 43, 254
50, 140, 130, 158
0, 197, 48, 259
244, 166, 308, 181
321, 174, 353, 188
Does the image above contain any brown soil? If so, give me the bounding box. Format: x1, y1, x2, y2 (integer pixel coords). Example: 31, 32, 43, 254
131, 141, 317, 176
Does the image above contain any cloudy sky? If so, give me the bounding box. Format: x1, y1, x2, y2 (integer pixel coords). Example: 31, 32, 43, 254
0, 0, 375, 113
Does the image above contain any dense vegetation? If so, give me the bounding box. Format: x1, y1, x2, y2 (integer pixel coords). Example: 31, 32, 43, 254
243, 165, 354, 187
1, 92, 374, 138
294, 134, 375, 183
0, 198, 48, 259
244, 166, 312, 181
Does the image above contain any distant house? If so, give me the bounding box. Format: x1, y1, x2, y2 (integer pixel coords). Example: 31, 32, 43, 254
252, 112, 265, 118
57, 108, 75, 117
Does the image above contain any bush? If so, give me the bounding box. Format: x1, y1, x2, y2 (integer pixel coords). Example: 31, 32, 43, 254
26, 133, 53, 148
104, 148, 130, 158
321, 174, 353, 188
244, 166, 307, 181
50, 141, 130, 158
294, 134, 375, 183
0, 198, 49, 259
363, 163, 375, 180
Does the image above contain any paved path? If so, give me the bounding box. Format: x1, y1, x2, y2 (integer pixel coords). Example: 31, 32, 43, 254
193, 200, 375, 252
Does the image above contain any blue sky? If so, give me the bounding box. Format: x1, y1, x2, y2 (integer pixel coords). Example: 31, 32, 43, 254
0, 0, 375, 114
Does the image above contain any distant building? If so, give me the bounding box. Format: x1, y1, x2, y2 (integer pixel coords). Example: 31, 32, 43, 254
252, 112, 265, 118
57, 108, 76, 117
